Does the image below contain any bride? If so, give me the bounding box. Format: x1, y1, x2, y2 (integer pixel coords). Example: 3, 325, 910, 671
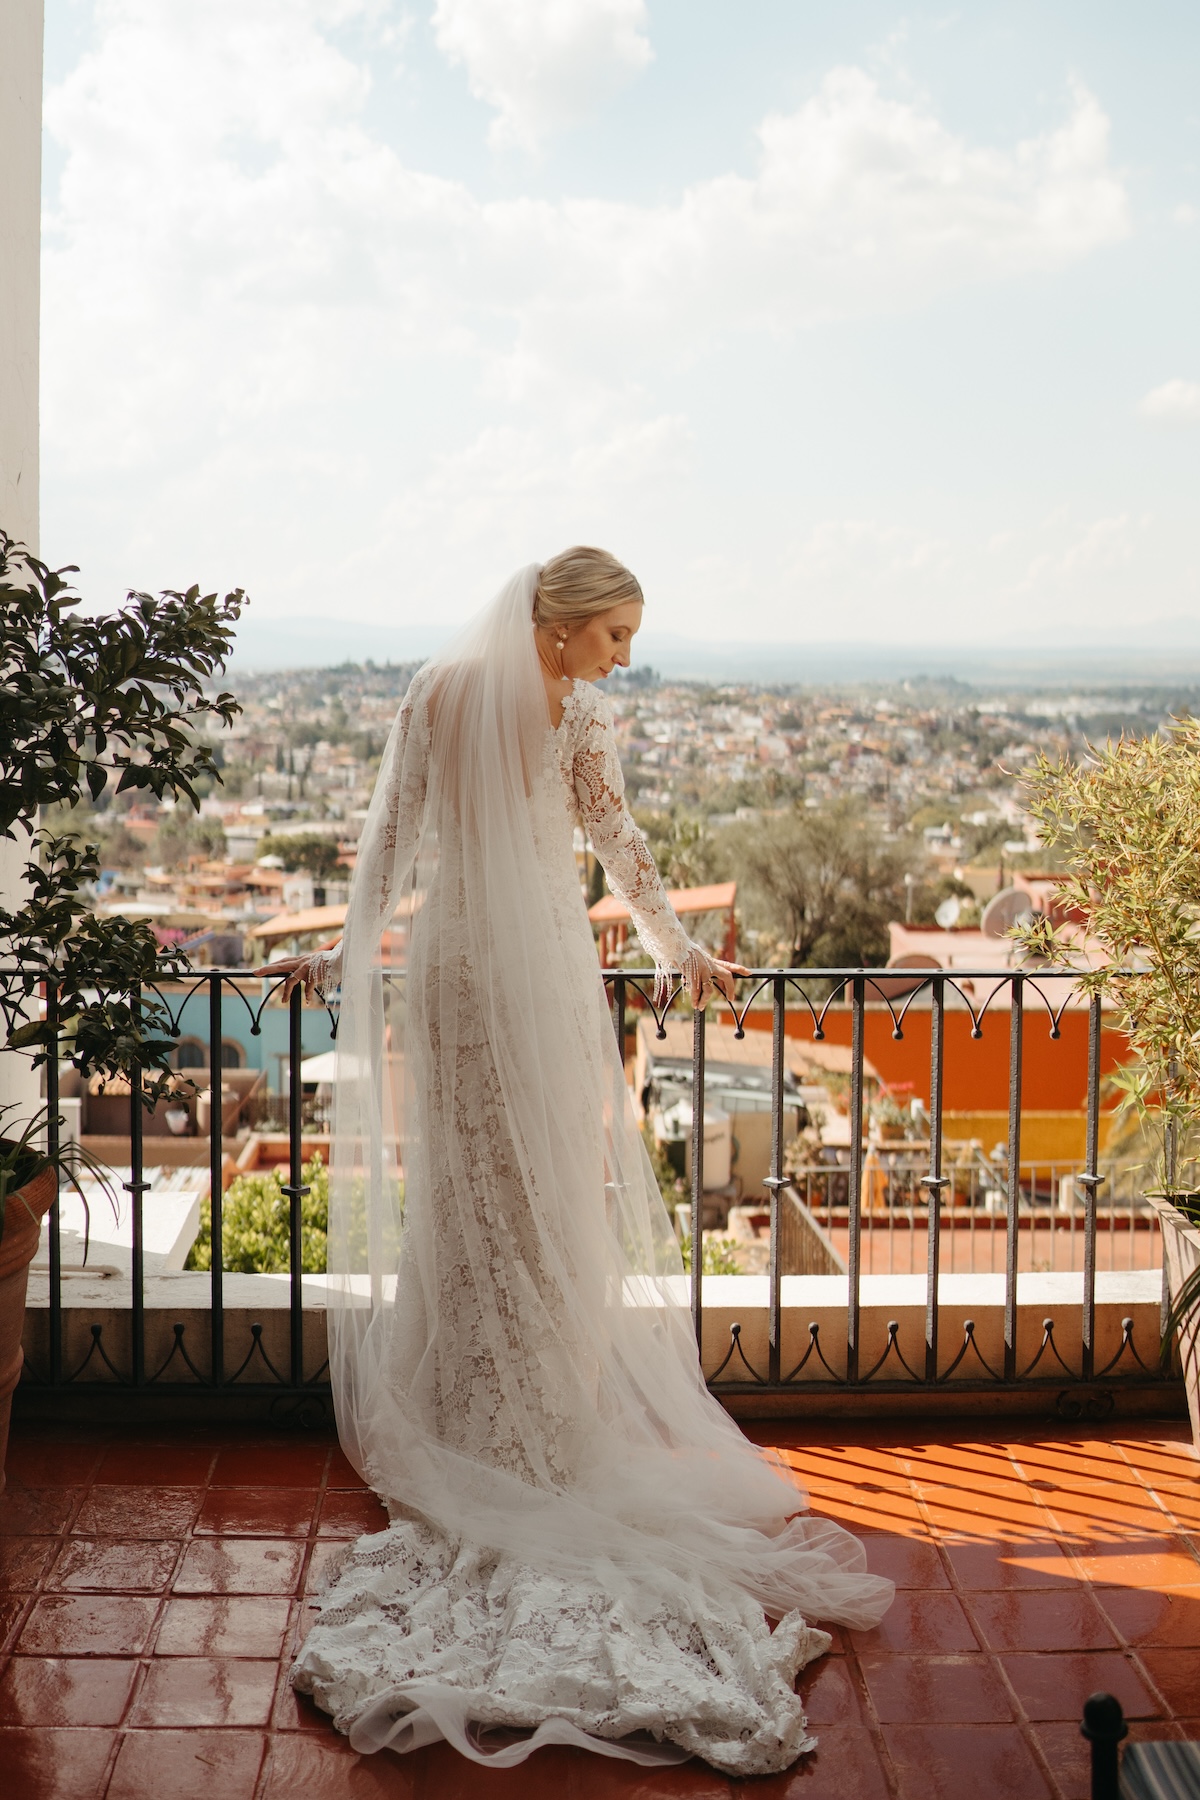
268, 548, 892, 1773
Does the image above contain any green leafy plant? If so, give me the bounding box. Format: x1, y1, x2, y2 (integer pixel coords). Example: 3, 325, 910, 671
187, 1153, 328, 1273
1017, 723, 1200, 1371
1016, 720, 1200, 1193
679, 1232, 743, 1276
0, 529, 244, 1100
872, 1093, 912, 1133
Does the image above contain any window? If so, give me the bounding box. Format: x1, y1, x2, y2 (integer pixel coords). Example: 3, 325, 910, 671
220, 1039, 245, 1069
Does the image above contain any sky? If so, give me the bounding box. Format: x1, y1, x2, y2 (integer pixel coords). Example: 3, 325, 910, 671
37, 0, 1200, 658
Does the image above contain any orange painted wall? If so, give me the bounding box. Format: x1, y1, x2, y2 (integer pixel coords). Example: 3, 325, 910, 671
739, 1005, 1130, 1113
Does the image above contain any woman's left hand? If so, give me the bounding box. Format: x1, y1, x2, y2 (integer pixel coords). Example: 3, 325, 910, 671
688, 953, 752, 1011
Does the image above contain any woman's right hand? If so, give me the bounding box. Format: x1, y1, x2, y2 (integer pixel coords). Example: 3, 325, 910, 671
252, 954, 329, 1005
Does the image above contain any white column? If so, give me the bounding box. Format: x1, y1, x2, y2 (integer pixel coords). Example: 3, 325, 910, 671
0, 0, 45, 1126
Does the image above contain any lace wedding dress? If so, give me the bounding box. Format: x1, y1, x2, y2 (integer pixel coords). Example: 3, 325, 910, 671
291, 568, 892, 1772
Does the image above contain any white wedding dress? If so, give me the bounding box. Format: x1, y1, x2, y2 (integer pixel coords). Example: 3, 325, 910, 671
291, 568, 891, 1773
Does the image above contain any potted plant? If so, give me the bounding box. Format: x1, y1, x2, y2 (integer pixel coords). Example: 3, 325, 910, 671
0, 1106, 122, 1487
0, 529, 244, 1475
871, 1092, 912, 1143
1019, 720, 1200, 1451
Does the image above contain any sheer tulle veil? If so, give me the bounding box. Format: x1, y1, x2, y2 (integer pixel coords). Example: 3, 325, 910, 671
320, 563, 892, 1733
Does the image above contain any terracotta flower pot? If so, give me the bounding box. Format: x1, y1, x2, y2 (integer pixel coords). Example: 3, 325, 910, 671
0, 1164, 57, 1494
1147, 1192, 1200, 1457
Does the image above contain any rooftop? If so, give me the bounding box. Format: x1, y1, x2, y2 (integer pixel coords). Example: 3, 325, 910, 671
1, 1414, 1196, 1799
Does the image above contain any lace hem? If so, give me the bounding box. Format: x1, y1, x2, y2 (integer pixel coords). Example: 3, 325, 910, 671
291, 1518, 830, 1775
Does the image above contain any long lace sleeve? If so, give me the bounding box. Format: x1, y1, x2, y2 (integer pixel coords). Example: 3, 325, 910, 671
310, 676, 430, 994
570, 688, 714, 993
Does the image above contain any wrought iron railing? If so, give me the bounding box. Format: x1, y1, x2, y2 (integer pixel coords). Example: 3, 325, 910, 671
8, 964, 1180, 1417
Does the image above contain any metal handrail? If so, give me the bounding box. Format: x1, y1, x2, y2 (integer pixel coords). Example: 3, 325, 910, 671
5, 962, 1178, 1413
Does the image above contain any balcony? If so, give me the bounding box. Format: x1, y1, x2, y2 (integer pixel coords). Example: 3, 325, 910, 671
3, 964, 1196, 1796
13, 964, 1180, 1418
1, 1414, 1196, 1798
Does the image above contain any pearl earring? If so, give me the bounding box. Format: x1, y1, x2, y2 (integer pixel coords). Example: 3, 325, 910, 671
556, 638, 566, 652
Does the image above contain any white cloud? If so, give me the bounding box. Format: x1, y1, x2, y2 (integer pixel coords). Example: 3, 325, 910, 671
431, 0, 652, 149
39, 4, 1134, 628
1140, 379, 1200, 424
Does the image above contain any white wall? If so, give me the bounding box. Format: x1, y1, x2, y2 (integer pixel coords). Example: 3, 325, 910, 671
0, 0, 44, 1123
0, 0, 42, 550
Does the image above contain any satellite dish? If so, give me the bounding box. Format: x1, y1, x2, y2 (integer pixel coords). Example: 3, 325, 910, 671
934, 895, 962, 929
872, 953, 939, 1000
982, 887, 1035, 938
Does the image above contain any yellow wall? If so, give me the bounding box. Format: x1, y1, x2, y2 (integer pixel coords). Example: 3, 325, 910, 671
943, 1110, 1114, 1163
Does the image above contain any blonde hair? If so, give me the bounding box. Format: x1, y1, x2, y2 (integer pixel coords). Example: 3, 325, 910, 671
534, 546, 643, 633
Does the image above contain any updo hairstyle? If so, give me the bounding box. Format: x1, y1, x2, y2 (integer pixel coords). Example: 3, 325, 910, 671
533, 546, 643, 636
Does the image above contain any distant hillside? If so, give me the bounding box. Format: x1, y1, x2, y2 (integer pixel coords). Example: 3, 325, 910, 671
226, 614, 1200, 684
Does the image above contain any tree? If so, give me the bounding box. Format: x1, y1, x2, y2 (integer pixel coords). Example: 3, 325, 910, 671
154, 810, 227, 868
258, 832, 341, 880
0, 529, 244, 1096
728, 798, 921, 967
633, 810, 721, 891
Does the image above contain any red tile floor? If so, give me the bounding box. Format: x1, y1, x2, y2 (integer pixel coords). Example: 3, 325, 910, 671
0, 1414, 1197, 1799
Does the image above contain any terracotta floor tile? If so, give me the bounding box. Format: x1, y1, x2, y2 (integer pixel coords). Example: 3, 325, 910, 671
1000, 1650, 1162, 1721
882, 1721, 1054, 1799
915, 1475, 1046, 1507
155, 1593, 293, 1657
326, 1446, 371, 1490
129, 1653, 278, 1725
1028, 1718, 1185, 1800
318, 1489, 390, 1538
858, 1535, 949, 1589
0, 1725, 115, 1799
747, 1723, 891, 1798
1136, 1647, 1200, 1715
0, 1535, 57, 1589
795, 1654, 863, 1726
0, 1484, 80, 1535
273, 1671, 335, 1731
1093, 1584, 1200, 1647
1041, 1492, 1175, 1539
262, 1731, 421, 1795
900, 1443, 1021, 1484
96, 1442, 216, 1486
48, 1537, 179, 1593
107, 1727, 266, 1800
943, 1539, 1077, 1589
849, 1591, 980, 1654
15, 1593, 158, 1656
859, 1652, 1013, 1723
1011, 1439, 1139, 1482
770, 1437, 913, 1473
304, 1538, 353, 1593
1066, 1539, 1200, 1587
412, 1741, 618, 1800
194, 1487, 316, 1537
0, 1593, 31, 1651
173, 1537, 305, 1595
71, 1485, 203, 1539
805, 1490, 927, 1534
1149, 1489, 1200, 1532
211, 1443, 330, 1489
966, 1588, 1119, 1653
0, 1653, 137, 1726
4, 1438, 104, 1487
919, 1493, 1057, 1543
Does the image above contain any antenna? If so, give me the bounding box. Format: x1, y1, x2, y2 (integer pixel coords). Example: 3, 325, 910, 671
934, 895, 962, 929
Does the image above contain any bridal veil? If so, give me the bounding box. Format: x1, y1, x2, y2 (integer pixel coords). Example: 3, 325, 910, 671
301, 564, 892, 1770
